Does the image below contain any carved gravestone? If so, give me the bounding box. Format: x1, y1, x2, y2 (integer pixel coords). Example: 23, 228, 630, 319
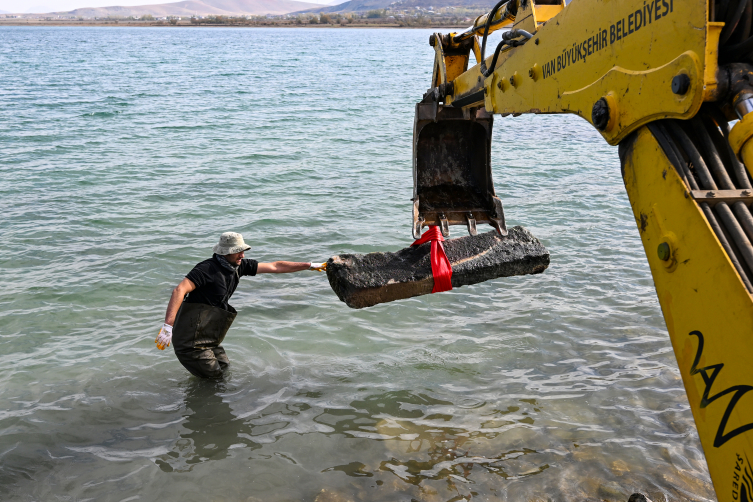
326, 226, 550, 309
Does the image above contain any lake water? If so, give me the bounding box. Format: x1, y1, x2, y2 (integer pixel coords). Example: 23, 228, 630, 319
0, 26, 715, 501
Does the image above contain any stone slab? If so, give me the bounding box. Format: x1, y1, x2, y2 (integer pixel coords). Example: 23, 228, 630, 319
326, 226, 550, 309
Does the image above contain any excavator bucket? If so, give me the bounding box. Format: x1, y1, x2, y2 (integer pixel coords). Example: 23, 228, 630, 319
412, 102, 507, 239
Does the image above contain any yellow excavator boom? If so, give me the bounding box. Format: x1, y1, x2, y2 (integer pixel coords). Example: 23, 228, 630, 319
414, 0, 753, 499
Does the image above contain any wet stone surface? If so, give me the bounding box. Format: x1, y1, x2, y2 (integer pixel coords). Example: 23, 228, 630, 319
326, 226, 550, 309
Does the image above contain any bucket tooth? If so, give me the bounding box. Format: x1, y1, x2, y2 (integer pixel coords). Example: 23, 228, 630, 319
490, 196, 508, 236
439, 213, 450, 237
466, 213, 478, 236
413, 198, 425, 239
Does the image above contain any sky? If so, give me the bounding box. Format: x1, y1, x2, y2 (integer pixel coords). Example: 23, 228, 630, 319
0, 0, 156, 12
0, 0, 333, 13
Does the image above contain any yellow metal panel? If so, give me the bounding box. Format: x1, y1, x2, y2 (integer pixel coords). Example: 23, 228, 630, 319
730, 112, 753, 180
704, 22, 724, 100
622, 126, 753, 502
742, 140, 753, 177
445, 55, 470, 83
448, 65, 485, 106
534, 4, 564, 24
482, 0, 710, 141
513, 0, 538, 35
472, 35, 482, 65
432, 42, 447, 86
559, 51, 703, 143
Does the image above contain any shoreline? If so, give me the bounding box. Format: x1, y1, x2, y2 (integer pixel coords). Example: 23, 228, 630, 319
0, 20, 468, 28
0, 21, 468, 30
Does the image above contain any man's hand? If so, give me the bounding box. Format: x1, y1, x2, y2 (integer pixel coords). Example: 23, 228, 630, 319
155, 323, 173, 350
309, 261, 327, 272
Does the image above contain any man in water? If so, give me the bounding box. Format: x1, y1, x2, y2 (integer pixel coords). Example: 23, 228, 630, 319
156, 232, 325, 379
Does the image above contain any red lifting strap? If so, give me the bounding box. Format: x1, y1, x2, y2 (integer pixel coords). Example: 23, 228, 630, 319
411, 226, 453, 293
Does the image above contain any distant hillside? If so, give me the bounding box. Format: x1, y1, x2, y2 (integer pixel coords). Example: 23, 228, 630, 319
301, 0, 497, 13
53, 0, 327, 17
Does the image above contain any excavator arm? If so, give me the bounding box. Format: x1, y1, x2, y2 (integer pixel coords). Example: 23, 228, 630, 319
414, 0, 753, 499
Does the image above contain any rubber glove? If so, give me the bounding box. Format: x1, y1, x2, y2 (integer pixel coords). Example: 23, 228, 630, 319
309, 260, 327, 272
155, 323, 172, 350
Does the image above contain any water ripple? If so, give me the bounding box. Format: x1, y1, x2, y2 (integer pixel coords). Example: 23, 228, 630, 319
0, 26, 713, 502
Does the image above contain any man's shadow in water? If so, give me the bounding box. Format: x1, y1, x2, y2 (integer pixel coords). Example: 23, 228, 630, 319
155, 378, 261, 473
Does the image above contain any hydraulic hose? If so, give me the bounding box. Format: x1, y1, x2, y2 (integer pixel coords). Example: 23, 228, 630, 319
648, 122, 696, 189
719, 0, 732, 22
666, 122, 718, 190
722, 36, 753, 62
701, 111, 752, 188
483, 29, 533, 77
715, 203, 753, 272
451, 0, 516, 43
734, 201, 753, 243
691, 117, 736, 189
666, 121, 753, 272
738, 0, 752, 42
478, 1, 529, 78
645, 115, 753, 292
479, 0, 510, 78
689, 117, 753, 245
721, 0, 750, 45
717, 0, 753, 62
701, 202, 753, 292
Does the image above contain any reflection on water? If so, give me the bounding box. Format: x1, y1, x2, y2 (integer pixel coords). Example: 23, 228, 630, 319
144, 385, 712, 501
309, 392, 554, 501
156, 380, 261, 472
302, 390, 713, 502
316, 391, 548, 488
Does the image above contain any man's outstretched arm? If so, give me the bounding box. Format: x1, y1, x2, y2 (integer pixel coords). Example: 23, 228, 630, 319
257, 261, 319, 274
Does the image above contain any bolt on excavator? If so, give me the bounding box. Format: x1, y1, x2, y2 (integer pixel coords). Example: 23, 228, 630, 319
412, 0, 753, 499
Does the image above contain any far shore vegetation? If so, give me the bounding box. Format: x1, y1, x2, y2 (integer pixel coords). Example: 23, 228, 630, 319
0, 8, 481, 28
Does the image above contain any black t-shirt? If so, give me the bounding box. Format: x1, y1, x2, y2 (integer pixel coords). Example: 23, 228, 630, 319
184, 255, 258, 311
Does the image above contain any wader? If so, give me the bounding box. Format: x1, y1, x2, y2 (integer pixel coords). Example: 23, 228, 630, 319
172, 302, 237, 379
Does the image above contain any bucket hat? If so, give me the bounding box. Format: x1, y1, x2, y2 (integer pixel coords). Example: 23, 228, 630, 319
213, 232, 251, 255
